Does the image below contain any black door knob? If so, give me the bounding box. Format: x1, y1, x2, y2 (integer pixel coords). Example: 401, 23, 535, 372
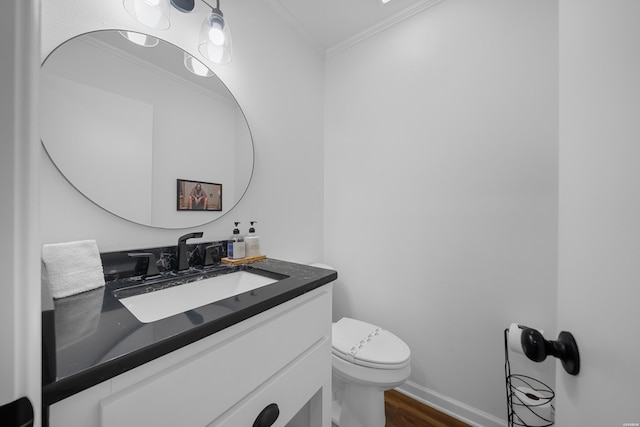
253, 403, 280, 427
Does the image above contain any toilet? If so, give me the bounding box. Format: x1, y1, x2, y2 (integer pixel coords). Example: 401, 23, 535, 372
310, 264, 411, 427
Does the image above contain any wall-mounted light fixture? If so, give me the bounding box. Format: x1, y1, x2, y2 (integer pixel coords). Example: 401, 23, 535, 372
198, 0, 232, 64
123, 0, 171, 30
122, 0, 232, 65
170, 0, 195, 13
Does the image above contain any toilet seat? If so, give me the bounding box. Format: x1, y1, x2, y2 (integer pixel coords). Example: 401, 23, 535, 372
332, 317, 410, 370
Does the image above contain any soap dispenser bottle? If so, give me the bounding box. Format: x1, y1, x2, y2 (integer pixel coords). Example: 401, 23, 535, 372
228, 222, 245, 260
245, 221, 261, 258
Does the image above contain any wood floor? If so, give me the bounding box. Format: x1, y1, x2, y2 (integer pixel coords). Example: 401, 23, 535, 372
384, 390, 471, 427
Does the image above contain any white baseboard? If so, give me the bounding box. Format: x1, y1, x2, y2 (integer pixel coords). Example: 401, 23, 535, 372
396, 380, 507, 427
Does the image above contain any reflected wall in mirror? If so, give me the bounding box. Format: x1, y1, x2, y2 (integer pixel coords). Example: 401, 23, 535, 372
40, 30, 253, 229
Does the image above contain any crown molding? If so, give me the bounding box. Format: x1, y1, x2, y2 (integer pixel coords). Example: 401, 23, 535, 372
263, 0, 445, 59
325, 0, 445, 58
262, 0, 326, 57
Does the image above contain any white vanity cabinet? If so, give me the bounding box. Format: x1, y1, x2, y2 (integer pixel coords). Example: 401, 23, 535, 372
49, 285, 332, 427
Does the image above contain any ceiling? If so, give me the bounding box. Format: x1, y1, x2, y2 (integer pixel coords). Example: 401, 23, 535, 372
263, 0, 445, 56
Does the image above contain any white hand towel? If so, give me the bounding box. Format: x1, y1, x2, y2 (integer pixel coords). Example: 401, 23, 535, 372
42, 240, 106, 299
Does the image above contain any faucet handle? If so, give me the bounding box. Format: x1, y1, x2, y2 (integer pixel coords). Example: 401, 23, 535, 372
204, 244, 223, 266
128, 252, 161, 278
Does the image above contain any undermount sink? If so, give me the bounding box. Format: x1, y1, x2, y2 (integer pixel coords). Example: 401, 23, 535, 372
116, 270, 280, 323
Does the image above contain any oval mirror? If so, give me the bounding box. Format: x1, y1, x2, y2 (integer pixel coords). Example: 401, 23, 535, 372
40, 30, 253, 229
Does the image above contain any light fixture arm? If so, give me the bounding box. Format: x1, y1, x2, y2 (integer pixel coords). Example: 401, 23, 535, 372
197, 0, 232, 64
124, 0, 232, 64
201, 0, 222, 16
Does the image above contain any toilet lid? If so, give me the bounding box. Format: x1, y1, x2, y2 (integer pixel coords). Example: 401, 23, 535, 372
332, 317, 410, 369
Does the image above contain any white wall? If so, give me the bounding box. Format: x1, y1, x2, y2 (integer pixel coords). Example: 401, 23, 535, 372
557, 1, 640, 424
40, 0, 325, 263
324, 0, 558, 424
41, 71, 155, 225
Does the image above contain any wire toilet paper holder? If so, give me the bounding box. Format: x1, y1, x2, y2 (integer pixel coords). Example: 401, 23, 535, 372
504, 328, 555, 427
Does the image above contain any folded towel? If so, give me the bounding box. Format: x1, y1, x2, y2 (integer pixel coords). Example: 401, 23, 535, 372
54, 286, 104, 348
42, 240, 106, 299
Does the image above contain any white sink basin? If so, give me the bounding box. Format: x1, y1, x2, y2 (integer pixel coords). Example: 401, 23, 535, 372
117, 271, 279, 323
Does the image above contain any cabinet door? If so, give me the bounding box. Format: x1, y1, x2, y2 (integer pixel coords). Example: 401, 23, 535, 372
100, 289, 331, 427
48, 381, 111, 427
212, 337, 331, 427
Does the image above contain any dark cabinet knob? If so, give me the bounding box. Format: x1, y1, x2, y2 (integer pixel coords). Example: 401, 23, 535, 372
253, 403, 279, 427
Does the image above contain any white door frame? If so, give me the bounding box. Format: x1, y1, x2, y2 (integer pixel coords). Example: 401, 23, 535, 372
0, 0, 41, 425
557, 1, 640, 425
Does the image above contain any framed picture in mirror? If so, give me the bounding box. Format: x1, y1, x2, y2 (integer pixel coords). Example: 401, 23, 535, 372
177, 179, 222, 211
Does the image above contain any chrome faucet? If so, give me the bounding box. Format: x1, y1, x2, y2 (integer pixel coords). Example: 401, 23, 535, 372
177, 232, 203, 271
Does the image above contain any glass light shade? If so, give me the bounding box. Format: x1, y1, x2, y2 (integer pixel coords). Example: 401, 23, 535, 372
198, 12, 232, 64
119, 31, 160, 47
184, 52, 213, 77
123, 0, 171, 30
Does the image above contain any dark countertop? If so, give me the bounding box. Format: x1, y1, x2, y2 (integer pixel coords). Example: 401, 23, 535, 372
42, 258, 336, 406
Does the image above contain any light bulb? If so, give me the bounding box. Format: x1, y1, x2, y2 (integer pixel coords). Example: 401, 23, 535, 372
208, 26, 225, 46
123, 0, 170, 30
207, 14, 226, 46
134, 0, 162, 27
198, 9, 232, 64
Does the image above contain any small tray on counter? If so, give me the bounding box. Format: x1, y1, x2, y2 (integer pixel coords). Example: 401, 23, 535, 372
221, 255, 267, 265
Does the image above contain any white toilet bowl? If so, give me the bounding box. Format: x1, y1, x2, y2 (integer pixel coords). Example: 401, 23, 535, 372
309, 263, 412, 427
331, 317, 411, 427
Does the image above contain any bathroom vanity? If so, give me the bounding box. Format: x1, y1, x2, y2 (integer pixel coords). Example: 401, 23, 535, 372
39, 12, 336, 426
42, 259, 336, 427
